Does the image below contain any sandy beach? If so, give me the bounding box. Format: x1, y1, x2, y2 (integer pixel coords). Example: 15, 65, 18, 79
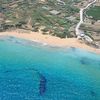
0, 30, 100, 54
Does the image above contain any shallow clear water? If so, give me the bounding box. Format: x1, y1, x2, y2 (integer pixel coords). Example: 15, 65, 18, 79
0, 36, 100, 100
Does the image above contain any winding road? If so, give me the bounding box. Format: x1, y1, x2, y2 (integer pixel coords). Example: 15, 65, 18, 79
75, 0, 97, 37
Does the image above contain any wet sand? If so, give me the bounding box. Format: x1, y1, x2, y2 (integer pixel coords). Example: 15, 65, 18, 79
0, 30, 100, 54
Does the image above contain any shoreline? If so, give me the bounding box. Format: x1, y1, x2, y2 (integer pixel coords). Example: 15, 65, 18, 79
0, 30, 100, 54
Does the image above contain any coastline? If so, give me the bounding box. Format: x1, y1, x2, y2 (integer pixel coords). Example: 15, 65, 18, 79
0, 30, 100, 54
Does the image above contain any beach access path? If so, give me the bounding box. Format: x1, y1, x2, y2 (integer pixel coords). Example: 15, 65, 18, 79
75, 0, 97, 37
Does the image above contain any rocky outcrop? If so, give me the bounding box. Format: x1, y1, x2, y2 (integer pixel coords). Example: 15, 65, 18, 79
39, 73, 47, 96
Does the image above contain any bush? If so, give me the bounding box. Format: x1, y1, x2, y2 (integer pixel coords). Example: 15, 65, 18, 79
41, 28, 49, 32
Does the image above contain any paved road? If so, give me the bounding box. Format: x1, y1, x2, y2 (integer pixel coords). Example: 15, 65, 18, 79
75, 0, 97, 37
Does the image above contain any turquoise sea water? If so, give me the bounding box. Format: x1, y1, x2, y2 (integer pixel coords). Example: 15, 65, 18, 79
0, 36, 100, 100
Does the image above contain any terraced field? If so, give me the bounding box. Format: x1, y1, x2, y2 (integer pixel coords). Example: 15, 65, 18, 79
86, 6, 100, 20
0, 0, 80, 38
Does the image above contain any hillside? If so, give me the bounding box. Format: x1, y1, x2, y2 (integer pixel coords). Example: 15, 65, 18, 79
0, 0, 81, 38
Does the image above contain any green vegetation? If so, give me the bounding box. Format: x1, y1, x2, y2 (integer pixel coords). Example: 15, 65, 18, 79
0, 0, 80, 38
86, 6, 100, 20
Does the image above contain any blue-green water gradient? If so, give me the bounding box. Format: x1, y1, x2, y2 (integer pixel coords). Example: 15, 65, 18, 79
0, 36, 100, 100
